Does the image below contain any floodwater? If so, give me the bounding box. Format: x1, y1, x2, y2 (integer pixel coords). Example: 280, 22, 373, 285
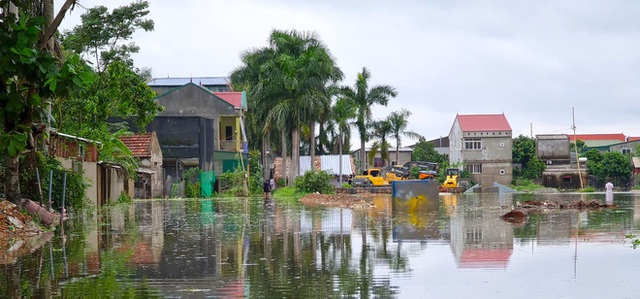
2, 192, 640, 298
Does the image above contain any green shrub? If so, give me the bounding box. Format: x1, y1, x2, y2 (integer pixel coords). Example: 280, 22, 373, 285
21, 154, 89, 212
294, 170, 335, 194
580, 186, 595, 192
183, 167, 201, 198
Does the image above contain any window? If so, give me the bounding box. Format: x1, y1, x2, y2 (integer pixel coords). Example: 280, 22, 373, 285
466, 163, 482, 174
225, 126, 233, 140
622, 148, 631, 154
464, 138, 482, 150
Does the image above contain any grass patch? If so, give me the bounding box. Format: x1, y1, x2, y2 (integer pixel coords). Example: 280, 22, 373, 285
272, 186, 307, 203
511, 178, 542, 192
579, 186, 595, 192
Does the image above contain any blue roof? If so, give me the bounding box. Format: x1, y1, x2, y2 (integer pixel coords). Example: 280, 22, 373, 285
148, 77, 230, 87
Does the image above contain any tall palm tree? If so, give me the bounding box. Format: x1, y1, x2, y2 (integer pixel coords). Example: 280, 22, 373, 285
368, 119, 393, 167
340, 67, 397, 172
388, 109, 422, 165
232, 29, 342, 185
333, 98, 357, 183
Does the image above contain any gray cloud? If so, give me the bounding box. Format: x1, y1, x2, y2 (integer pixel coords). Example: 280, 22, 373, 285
59, 0, 640, 145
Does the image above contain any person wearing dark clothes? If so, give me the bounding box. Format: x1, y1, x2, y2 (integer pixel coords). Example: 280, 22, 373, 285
263, 179, 271, 199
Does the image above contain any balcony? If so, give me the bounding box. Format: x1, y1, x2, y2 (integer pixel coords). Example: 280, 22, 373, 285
219, 140, 240, 151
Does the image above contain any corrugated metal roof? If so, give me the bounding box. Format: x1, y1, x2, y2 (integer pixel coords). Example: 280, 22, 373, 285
456, 114, 511, 132
568, 133, 626, 142
628, 137, 640, 142
148, 77, 230, 86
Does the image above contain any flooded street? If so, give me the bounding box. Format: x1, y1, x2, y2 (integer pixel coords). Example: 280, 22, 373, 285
2, 192, 639, 298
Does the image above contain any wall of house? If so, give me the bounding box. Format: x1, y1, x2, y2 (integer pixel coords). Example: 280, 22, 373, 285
83, 162, 98, 207
610, 140, 640, 155
449, 120, 463, 164
455, 129, 513, 187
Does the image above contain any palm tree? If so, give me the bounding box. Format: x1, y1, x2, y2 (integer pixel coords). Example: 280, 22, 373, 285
368, 119, 393, 167
388, 109, 422, 165
232, 29, 342, 185
333, 98, 357, 183
340, 67, 397, 173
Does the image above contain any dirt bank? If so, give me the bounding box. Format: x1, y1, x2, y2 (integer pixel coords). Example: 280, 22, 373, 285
298, 193, 375, 209
0, 200, 53, 264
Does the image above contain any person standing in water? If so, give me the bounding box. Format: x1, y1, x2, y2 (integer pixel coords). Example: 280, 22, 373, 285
605, 180, 614, 205
263, 179, 272, 200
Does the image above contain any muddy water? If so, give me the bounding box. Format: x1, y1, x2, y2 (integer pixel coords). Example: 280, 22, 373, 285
1, 192, 639, 298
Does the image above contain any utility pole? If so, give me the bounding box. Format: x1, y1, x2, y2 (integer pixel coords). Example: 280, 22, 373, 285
572, 107, 584, 189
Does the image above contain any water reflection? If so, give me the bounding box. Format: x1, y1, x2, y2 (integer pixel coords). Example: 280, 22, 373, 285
2, 192, 639, 298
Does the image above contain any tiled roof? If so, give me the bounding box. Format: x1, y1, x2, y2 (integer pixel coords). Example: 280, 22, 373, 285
568, 134, 626, 142
213, 92, 242, 108
456, 114, 511, 132
148, 77, 230, 87
119, 133, 153, 158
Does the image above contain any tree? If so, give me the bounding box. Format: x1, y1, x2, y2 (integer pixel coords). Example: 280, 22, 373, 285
231, 29, 343, 185
585, 149, 632, 184
512, 135, 545, 179
368, 119, 393, 166
411, 137, 444, 164
388, 109, 421, 165
341, 67, 397, 173
332, 97, 356, 184
0, 1, 94, 205
61, 0, 154, 73
57, 1, 160, 173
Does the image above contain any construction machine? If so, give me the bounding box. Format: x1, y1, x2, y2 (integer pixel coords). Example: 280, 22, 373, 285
352, 168, 386, 186
441, 168, 468, 192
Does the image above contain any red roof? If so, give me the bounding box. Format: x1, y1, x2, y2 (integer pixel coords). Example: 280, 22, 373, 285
568, 133, 626, 142
627, 137, 640, 142
459, 248, 512, 269
213, 92, 242, 108
119, 133, 153, 158
456, 114, 511, 132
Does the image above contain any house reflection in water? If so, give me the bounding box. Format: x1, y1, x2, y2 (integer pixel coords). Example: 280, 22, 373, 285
450, 193, 514, 269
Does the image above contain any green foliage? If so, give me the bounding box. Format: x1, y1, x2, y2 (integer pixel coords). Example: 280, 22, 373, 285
580, 186, 596, 192
20, 154, 89, 211
294, 170, 335, 194
61, 0, 154, 72
218, 168, 247, 197
626, 234, 640, 249
183, 167, 201, 198
511, 178, 542, 192
247, 150, 264, 194
0, 13, 94, 158
412, 137, 444, 164
585, 149, 632, 181
570, 139, 586, 153
512, 135, 546, 179
118, 192, 132, 203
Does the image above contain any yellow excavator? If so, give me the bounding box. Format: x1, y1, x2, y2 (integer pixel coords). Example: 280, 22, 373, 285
352, 161, 438, 187
441, 168, 468, 192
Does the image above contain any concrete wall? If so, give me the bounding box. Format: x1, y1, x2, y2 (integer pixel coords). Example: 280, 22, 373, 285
449, 120, 463, 164
83, 161, 98, 207
536, 135, 570, 161
610, 140, 640, 154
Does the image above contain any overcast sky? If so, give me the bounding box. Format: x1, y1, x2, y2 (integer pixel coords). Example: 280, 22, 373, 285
58, 0, 640, 146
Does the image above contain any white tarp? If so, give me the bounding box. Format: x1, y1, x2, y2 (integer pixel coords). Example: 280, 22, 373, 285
298, 155, 353, 176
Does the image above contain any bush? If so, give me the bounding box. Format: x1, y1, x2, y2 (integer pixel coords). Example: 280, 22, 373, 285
294, 170, 335, 194
21, 153, 89, 212
183, 167, 201, 198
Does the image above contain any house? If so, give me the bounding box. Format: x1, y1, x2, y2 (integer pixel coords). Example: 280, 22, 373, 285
147, 77, 231, 95
609, 140, 640, 155
49, 130, 132, 206
536, 134, 587, 189
351, 147, 413, 170
448, 114, 513, 186
147, 81, 247, 194
119, 132, 164, 198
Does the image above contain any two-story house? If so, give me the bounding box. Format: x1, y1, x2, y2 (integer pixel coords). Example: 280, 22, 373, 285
147, 81, 247, 193
449, 114, 513, 186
